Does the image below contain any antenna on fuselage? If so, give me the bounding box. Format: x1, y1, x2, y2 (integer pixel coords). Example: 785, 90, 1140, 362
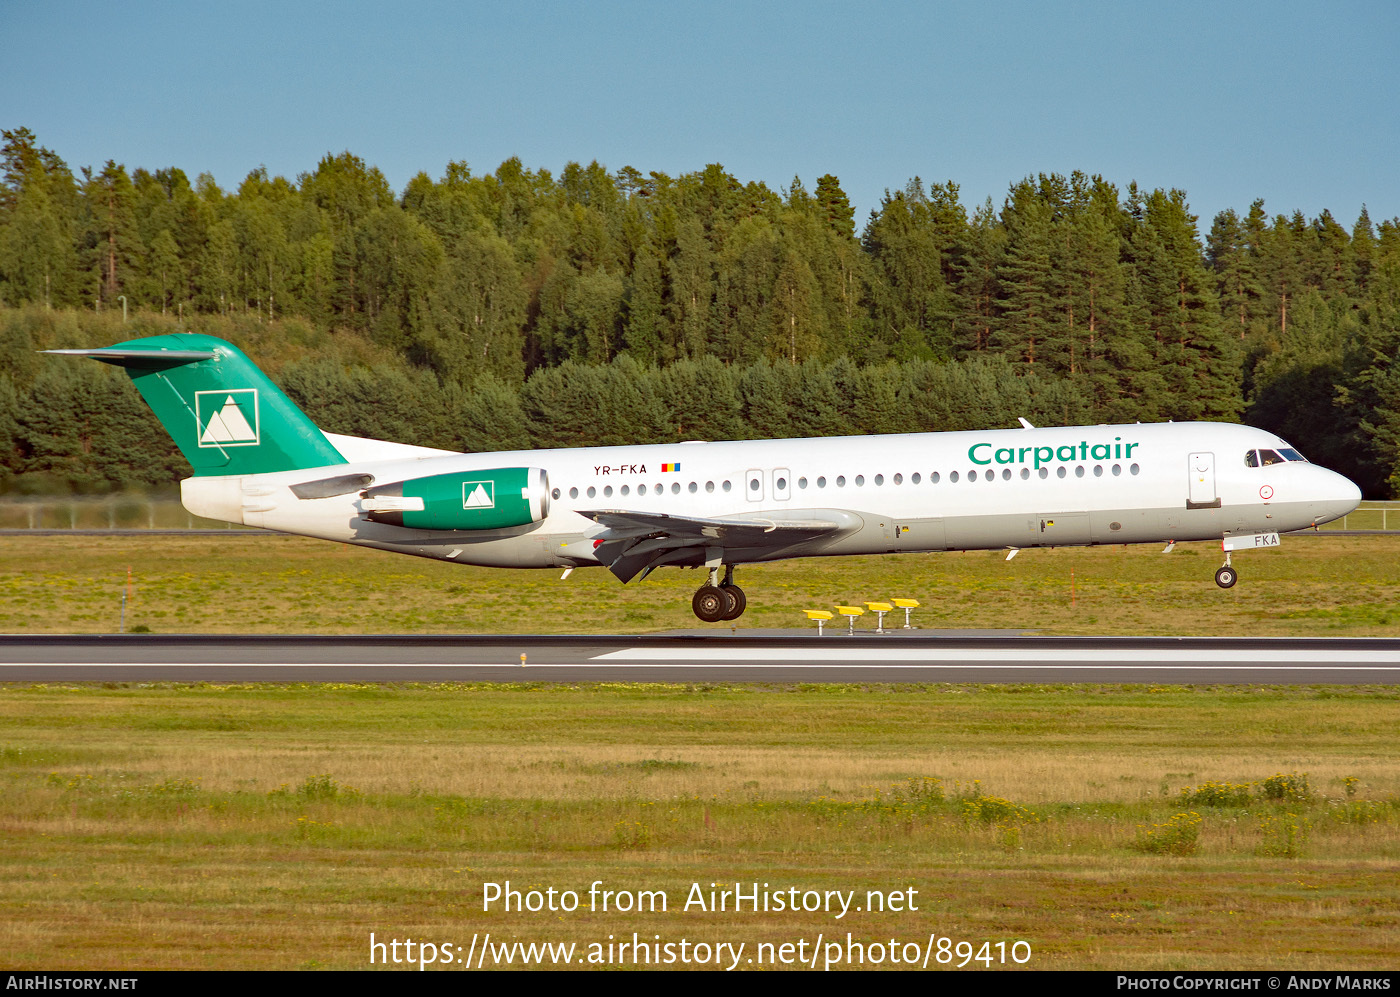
1017, 417, 1035, 430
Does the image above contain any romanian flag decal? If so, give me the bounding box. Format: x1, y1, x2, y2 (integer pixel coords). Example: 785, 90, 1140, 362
661, 463, 680, 472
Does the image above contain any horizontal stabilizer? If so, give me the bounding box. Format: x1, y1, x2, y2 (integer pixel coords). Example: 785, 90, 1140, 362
43, 348, 216, 369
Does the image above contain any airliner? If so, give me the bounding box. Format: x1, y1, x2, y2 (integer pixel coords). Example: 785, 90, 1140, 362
50, 334, 1362, 622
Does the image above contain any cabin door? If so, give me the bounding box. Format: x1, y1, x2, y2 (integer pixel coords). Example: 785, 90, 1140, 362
1187, 452, 1219, 509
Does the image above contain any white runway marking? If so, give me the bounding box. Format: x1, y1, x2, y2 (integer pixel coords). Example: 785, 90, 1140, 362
3, 661, 1398, 672
594, 647, 1400, 664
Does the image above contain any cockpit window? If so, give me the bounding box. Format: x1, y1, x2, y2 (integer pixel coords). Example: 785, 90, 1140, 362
1258, 449, 1285, 466
1278, 448, 1306, 462
1244, 450, 1259, 468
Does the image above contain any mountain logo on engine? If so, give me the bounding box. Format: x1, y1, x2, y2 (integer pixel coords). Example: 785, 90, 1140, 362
462, 481, 496, 510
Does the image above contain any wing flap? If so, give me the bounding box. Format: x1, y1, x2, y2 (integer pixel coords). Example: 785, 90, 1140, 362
578, 508, 855, 582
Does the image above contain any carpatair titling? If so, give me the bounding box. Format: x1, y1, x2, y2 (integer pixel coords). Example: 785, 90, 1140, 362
968, 439, 1140, 469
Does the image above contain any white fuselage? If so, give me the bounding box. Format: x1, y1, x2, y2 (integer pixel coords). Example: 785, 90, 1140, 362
181, 421, 1362, 573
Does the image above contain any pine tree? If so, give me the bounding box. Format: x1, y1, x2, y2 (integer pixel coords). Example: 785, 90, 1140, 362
623, 242, 664, 363
1206, 209, 1261, 340
737, 361, 792, 439
861, 189, 954, 358
814, 174, 854, 240
955, 199, 1006, 352
659, 357, 745, 441
768, 248, 821, 363
1136, 188, 1239, 420
79, 161, 142, 310
667, 217, 713, 359
436, 228, 526, 382
991, 191, 1055, 368
447, 375, 530, 452
146, 229, 184, 314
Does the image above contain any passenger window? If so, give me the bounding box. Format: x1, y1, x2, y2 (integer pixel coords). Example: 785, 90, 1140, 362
836, 475, 846, 487
1259, 449, 1284, 466
604, 485, 613, 497
706, 481, 715, 493
930, 472, 940, 483
671, 482, 681, 494
911, 472, 921, 484
1130, 463, 1140, 475
723, 480, 732, 492
1075, 465, 1085, 478
874, 474, 883, 486
817, 476, 827, 488
570, 487, 579, 499
587, 486, 596, 498
798, 477, 807, 489
855, 475, 865, 486
949, 471, 959, 483
1093, 465, 1103, 477
893, 473, 902, 485
1002, 468, 1012, 480
1111, 464, 1121, 476
1038, 468, 1048, 479
621, 485, 630, 496
1245, 450, 1259, 468
688, 482, 697, 493
1020, 468, 1029, 480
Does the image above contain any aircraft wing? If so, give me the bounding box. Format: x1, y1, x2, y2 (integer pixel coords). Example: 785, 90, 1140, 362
578, 508, 852, 582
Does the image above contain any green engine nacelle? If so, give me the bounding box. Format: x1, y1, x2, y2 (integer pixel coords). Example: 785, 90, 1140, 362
360, 467, 550, 531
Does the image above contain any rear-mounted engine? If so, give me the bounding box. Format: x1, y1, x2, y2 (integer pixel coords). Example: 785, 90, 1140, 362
360, 467, 550, 530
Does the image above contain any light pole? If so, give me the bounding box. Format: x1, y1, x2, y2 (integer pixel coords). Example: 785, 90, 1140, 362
117, 295, 127, 322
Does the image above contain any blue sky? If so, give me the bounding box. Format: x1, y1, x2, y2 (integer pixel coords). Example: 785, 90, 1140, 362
3, 1, 1396, 232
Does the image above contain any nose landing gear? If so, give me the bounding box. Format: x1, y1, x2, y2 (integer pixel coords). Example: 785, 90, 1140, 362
691, 564, 746, 622
1215, 551, 1237, 588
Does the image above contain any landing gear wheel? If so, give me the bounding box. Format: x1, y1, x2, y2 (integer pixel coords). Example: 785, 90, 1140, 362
1214, 565, 1238, 589
692, 585, 734, 623
720, 584, 746, 620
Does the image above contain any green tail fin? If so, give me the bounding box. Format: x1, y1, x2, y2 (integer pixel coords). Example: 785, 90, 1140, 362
46, 334, 346, 476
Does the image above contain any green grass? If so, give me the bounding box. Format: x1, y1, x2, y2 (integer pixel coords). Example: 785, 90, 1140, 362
2, 534, 1398, 969
3, 533, 1400, 635
0, 683, 1397, 969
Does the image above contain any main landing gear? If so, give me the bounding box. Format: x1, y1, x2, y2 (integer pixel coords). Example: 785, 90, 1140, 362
692, 564, 746, 622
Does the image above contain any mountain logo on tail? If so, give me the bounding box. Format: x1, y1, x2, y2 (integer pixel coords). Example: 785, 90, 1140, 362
195, 389, 260, 447
462, 480, 496, 510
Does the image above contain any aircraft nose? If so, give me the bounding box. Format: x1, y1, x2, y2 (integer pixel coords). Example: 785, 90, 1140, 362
1314, 469, 1362, 525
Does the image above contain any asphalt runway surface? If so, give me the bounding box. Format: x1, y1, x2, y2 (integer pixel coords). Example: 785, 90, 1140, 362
2, 631, 1398, 684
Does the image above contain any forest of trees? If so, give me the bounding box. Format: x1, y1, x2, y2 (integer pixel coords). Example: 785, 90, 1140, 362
1, 126, 1398, 496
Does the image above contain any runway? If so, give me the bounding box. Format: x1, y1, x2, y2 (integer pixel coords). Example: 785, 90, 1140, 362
2, 632, 1398, 684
